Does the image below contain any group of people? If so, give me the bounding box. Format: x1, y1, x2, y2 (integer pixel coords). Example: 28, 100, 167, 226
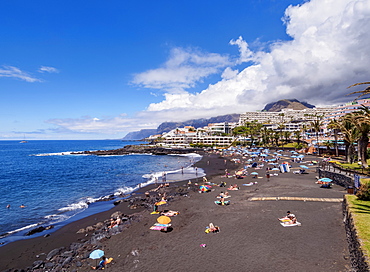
108, 216, 122, 229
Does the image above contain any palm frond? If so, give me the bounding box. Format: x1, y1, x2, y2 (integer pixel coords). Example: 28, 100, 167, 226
346, 82, 370, 99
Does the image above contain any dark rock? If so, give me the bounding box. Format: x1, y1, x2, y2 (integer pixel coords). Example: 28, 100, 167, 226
62, 256, 72, 267
25, 226, 45, 236
44, 262, 55, 269
72, 145, 203, 156
46, 247, 65, 261
69, 242, 83, 251
32, 260, 44, 269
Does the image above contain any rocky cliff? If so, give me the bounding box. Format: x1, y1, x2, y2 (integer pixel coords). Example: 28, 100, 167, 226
262, 99, 315, 112
123, 114, 240, 140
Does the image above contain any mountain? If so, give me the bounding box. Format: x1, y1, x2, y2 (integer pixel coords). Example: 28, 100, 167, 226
262, 99, 315, 112
123, 99, 315, 140
123, 129, 157, 140
122, 114, 240, 140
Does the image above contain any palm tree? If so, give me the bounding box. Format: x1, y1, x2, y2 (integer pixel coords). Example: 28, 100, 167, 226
283, 131, 292, 145
347, 82, 370, 100
351, 107, 370, 168
309, 115, 323, 156
293, 130, 303, 149
327, 119, 340, 157
322, 140, 334, 154
340, 114, 360, 164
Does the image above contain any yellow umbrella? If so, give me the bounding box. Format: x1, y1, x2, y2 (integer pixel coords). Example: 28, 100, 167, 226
157, 216, 171, 224
155, 200, 167, 206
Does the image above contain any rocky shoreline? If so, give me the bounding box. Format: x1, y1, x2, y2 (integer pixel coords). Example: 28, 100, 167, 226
71, 145, 204, 156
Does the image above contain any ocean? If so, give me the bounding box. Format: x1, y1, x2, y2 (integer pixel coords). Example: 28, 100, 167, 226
0, 140, 203, 245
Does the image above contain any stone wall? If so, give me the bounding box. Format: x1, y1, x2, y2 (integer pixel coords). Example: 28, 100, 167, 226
343, 196, 370, 271
318, 169, 354, 188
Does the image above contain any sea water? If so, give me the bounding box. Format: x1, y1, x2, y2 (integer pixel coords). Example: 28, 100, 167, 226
0, 140, 203, 245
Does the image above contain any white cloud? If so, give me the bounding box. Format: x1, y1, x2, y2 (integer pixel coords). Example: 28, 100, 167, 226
139, 0, 370, 121
229, 36, 255, 64
0, 65, 41, 82
38, 66, 59, 73
132, 47, 232, 93
45, 115, 157, 135
221, 67, 239, 80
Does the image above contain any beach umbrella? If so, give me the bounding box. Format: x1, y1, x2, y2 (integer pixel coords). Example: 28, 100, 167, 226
155, 200, 167, 206
157, 216, 171, 225
90, 249, 105, 266
319, 178, 332, 183
199, 185, 211, 191
90, 249, 104, 259
251, 172, 258, 175
300, 165, 309, 169
260, 154, 267, 157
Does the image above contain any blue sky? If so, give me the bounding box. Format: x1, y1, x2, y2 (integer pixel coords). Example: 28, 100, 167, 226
1, 0, 370, 140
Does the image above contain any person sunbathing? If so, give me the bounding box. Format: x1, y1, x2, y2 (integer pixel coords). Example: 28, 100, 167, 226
227, 184, 239, 190
217, 191, 229, 198
161, 210, 179, 216
205, 223, 220, 233
278, 211, 295, 222
284, 216, 297, 224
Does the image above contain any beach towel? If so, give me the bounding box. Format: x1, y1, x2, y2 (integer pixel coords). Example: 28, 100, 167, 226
154, 223, 171, 227
150, 223, 171, 230
243, 182, 256, 186
150, 211, 160, 215
280, 222, 301, 227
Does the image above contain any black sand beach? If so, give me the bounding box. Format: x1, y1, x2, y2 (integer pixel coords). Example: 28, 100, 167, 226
0, 151, 351, 271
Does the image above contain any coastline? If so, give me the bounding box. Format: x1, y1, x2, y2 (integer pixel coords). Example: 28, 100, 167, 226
0, 152, 236, 271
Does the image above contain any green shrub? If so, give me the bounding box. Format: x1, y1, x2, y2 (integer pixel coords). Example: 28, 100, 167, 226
356, 183, 370, 200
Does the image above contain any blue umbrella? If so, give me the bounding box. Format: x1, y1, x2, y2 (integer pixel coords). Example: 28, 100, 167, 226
90, 249, 105, 260
319, 178, 332, 183
300, 165, 309, 169
90, 249, 105, 267
251, 172, 258, 175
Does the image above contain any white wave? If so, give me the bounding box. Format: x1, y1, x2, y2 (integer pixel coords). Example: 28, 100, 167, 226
44, 213, 69, 223
6, 223, 40, 235
114, 186, 136, 195
168, 152, 202, 158
58, 200, 89, 212
33, 151, 89, 156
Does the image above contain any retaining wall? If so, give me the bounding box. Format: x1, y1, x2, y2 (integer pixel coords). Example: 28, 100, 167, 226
343, 196, 370, 271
